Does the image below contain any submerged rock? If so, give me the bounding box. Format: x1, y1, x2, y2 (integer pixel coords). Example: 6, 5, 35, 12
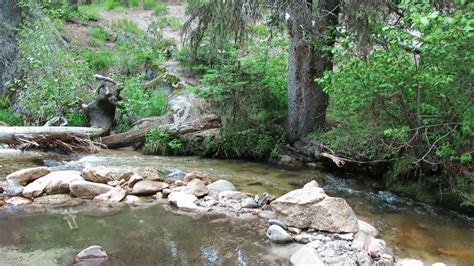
6, 196, 32, 206
6, 166, 51, 184
207, 179, 236, 193
266, 224, 293, 243
397, 258, 424, 266
271, 181, 359, 233
33, 194, 83, 208
131, 180, 168, 196
290, 246, 324, 266
82, 166, 113, 184
75, 245, 108, 265
3, 181, 24, 196
69, 180, 114, 199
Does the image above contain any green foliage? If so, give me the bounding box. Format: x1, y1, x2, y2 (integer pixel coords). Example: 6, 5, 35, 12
0, 96, 22, 125
143, 0, 157, 10
154, 3, 169, 15
83, 48, 116, 71
120, 77, 167, 120
66, 111, 88, 127
14, 19, 93, 122
158, 16, 183, 30
183, 29, 289, 159
318, 1, 473, 206
144, 128, 182, 155
111, 18, 143, 35
89, 25, 111, 46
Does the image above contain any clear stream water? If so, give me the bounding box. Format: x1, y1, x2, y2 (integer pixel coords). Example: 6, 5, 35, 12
0, 148, 473, 265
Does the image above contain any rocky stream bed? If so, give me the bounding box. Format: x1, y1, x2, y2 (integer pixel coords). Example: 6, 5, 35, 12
0, 149, 473, 265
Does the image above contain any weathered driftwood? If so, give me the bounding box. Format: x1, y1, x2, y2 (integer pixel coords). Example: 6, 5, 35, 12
101, 114, 221, 149
0, 126, 105, 145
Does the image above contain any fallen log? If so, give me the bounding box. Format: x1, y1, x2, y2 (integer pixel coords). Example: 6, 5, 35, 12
0, 126, 105, 145
101, 114, 221, 149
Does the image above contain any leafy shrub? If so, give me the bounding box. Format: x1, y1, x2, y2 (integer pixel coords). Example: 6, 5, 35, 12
144, 128, 182, 155
120, 77, 167, 120
14, 19, 93, 122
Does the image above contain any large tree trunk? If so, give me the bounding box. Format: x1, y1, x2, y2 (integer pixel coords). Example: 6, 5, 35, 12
287, 0, 340, 142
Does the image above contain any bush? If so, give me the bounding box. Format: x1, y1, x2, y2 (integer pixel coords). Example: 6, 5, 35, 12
14, 19, 93, 122
144, 128, 182, 155
66, 111, 88, 127
120, 77, 167, 120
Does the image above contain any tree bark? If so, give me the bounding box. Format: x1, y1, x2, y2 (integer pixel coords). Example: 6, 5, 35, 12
287, 0, 340, 142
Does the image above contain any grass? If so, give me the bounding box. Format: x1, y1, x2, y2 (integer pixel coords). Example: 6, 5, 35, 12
111, 18, 143, 35
83, 48, 116, 71
143, 0, 157, 10
77, 4, 102, 21
154, 3, 168, 15
159, 16, 183, 30
89, 25, 111, 46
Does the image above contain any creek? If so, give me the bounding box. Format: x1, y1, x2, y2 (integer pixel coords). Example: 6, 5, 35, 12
0, 148, 473, 265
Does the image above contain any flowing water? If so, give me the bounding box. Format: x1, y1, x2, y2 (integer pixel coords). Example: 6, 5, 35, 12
0, 148, 473, 265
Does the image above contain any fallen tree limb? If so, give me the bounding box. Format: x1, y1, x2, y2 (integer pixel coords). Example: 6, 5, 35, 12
0, 126, 105, 145
101, 114, 221, 149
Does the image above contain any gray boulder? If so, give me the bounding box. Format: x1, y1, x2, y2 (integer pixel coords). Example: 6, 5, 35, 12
271, 181, 359, 233
186, 179, 208, 197
23, 171, 83, 198
33, 194, 83, 208
290, 246, 324, 266
6, 196, 32, 206
207, 179, 236, 193
82, 166, 113, 184
94, 188, 127, 203
131, 180, 169, 196
6, 166, 51, 184
69, 180, 114, 199
168, 191, 198, 211
266, 224, 293, 243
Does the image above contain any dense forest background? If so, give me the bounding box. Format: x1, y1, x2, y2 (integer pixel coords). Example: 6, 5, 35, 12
0, 0, 472, 210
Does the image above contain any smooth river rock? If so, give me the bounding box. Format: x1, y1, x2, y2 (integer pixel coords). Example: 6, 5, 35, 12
3, 181, 24, 196
290, 246, 324, 266
82, 166, 113, 183
168, 192, 198, 211
186, 178, 208, 197
6, 166, 51, 184
23, 171, 83, 198
75, 245, 108, 264
6, 196, 32, 206
266, 224, 293, 243
33, 194, 84, 208
134, 167, 163, 181
131, 180, 168, 195
358, 220, 379, 237
69, 180, 114, 199
207, 179, 236, 193
397, 259, 424, 266
94, 188, 127, 203
271, 181, 359, 233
